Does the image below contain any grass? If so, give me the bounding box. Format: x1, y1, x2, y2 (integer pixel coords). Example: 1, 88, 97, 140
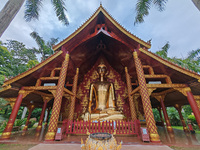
172, 126, 200, 134
170, 146, 200, 150
0, 144, 36, 150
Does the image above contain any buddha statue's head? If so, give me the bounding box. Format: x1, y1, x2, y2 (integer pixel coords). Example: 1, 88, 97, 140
97, 63, 107, 81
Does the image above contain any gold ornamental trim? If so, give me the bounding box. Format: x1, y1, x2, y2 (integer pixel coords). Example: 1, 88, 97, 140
3, 51, 63, 86
0, 85, 11, 93
53, 6, 150, 51
1, 132, 11, 139
140, 48, 200, 81
149, 133, 160, 142
45, 132, 56, 140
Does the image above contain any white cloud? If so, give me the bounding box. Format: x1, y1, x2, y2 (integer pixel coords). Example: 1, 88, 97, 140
0, 0, 200, 59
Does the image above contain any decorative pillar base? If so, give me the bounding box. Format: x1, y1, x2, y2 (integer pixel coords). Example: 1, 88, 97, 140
45, 131, 56, 141
1, 132, 11, 140
150, 133, 161, 143
183, 127, 189, 132
35, 125, 42, 137
166, 126, 174, 133
22, 126, 28, 136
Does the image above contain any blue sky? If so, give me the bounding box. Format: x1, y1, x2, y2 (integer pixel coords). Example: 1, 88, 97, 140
1, 0, 200, 58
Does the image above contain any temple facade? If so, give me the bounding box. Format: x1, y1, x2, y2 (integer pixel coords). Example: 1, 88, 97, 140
1, 5, 200, 143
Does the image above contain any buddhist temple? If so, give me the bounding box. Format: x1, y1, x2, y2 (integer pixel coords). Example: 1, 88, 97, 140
1, 5, 200, 143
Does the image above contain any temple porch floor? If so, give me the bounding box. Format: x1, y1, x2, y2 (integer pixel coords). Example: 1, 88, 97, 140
1, 126, 200, 150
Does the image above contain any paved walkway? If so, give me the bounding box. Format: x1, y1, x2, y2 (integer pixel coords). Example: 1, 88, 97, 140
29, 143, 173, 150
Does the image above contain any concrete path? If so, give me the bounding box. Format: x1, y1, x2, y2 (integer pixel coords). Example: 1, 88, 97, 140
29, 143, 173, 150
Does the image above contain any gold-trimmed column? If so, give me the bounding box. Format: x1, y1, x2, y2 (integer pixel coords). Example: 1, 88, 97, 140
185, 87, 200, 129
35, 100, 48, 137
174, 104, 189, 132
22, 104, 35, 135
157, 106, 164, 126
133, 51, 160, 142
160, 97, 174, 133
45, 52, 70, 141
68, 68, 79, 121
1, 87, 25, 140
125, 67, 137, 121
44, 107, 51, 128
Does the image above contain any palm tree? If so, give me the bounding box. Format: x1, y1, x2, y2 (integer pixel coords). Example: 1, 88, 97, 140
192, 0, 200, 11
0, 0, 69, 37
135, 0, 168, 24
135, 0, 200, 24
30, 31, 58, 60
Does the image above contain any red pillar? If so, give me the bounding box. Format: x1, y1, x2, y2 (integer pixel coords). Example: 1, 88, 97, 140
45, 52, 70, 141
35, 100, 48, 137
22, 104, 35, 135
1, 87, 24, 139
186, 88, 200, 129
44, 108, 51, 128
174, 104, 189, 132
160, 98, 174, 133
157, 107, 164, 126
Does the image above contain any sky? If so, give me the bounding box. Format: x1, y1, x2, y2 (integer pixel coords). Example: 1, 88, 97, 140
0, 0, 200, 58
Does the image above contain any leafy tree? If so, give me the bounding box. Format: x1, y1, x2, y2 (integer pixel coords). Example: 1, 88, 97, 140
4, 40, 39, 76
152, 108, 161, 121
155, 41, 170, 59
30, 31, 58, 60
167, 107, 181, 126
0, 0, 69, 37
155, 42, 200, 73
0, 41, 13, 85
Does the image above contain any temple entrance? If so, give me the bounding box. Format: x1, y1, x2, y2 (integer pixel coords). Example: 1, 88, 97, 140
61, 57, 133, 122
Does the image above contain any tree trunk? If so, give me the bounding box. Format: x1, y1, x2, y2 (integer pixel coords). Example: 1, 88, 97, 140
0, 0, 25, 37
192, 0, 200, 11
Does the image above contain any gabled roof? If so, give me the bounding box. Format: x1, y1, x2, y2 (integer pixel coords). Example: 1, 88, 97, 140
53, 4, 151, 51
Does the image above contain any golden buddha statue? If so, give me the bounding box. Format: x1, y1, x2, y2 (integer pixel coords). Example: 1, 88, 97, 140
82, 63, 124, 121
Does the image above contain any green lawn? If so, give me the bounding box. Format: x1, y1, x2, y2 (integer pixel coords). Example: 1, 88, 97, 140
0, 144, 36, 150
170, 146, 200, 150
172, 126, 200, 134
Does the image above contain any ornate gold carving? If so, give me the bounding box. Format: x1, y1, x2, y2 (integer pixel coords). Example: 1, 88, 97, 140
1, 132, 11, 139
153, 95, 164, 102
143, 65, 154, 75
116, 95, 124, 111
4, 97, 17, 109
174, 87, 191, 96
45, 132, 56, 140
42, 96, 53, 103
65, 53, 70, 60
81, 95, 88, 113
149, 133, 160, 142
152, 88, 175, 96
0, 85, 11, 92
130, 87, 140, 96
24, 86, 57, 90
147, 84, 187, 88
148, 88, 156, 96
19, 90, 34, 99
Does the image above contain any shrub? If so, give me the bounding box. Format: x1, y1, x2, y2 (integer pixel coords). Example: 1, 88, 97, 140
0, 121, 7, 133
28, 120, 36, 128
